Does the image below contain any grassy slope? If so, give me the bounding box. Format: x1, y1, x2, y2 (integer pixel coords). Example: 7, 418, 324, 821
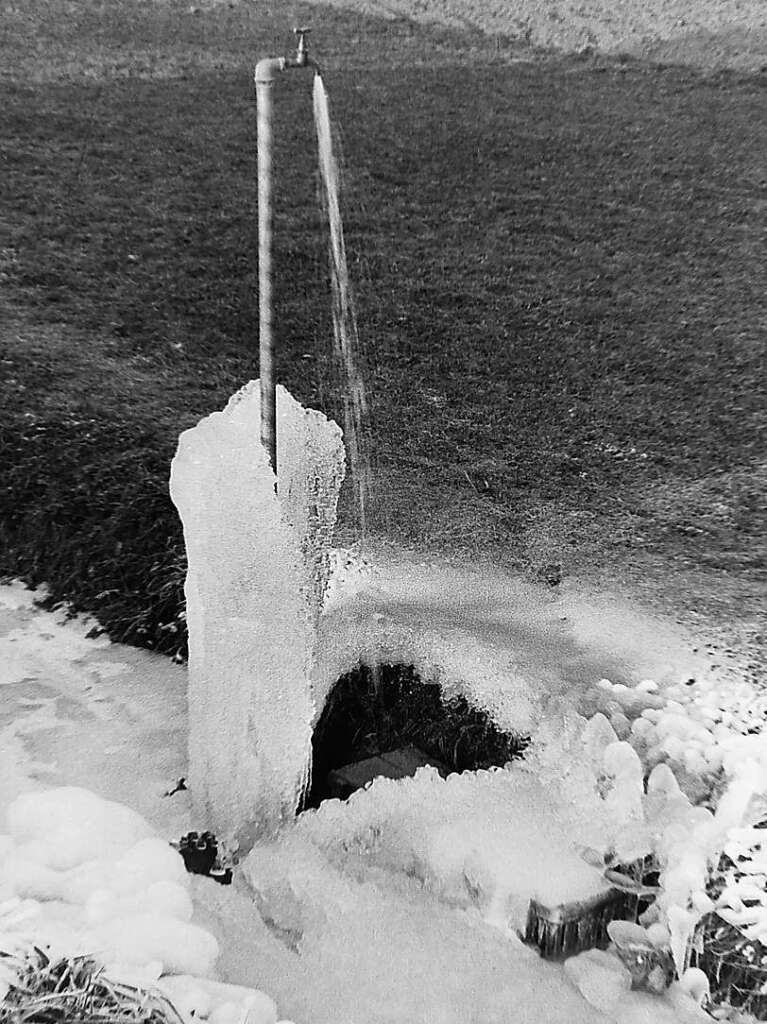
0, 0, 765, 656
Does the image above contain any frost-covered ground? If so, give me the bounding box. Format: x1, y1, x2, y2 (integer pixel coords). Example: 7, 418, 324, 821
1, 577, 765, 1023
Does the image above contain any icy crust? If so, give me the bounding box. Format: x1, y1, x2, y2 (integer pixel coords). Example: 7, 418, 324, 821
717, 826, 767, 943
0, 585, 189, 836
267, 384, 346, 616
315, 558, 558, 736
0, 787, 279, 1023
169, 382, 344, 851
310, 550, 766, 979
0, 587, 111, 691
0, 582, 49, 613
528, 701, 767, 977
241, 768, 712, 1023
290, 693, 766, 979
239, 830, 640, 1024
290, 764, 611, 932
313, 552, 719, 741
583, 674, 767, 804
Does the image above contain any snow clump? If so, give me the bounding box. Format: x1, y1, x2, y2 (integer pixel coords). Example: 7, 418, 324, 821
0, 787, 279, 1023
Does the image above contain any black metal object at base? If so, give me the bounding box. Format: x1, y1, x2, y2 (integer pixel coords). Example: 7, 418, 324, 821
177, 830, 232, 885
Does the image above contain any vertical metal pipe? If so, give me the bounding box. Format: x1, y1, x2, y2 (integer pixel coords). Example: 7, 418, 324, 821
256, 73, 277, 478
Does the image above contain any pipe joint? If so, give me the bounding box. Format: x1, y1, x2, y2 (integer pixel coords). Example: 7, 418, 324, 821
254, 57, 286, 84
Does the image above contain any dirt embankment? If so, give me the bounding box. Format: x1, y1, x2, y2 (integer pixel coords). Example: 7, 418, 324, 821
309, 0, 767, 69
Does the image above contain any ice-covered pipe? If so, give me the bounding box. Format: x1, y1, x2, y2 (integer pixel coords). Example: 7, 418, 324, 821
255, 29, 319, 478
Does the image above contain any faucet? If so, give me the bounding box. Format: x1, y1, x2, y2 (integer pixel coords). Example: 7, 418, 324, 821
285, 27, 312, 69
255, 27, 320, 83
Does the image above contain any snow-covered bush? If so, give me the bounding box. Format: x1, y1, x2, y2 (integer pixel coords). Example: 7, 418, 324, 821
531, 679, 767, 983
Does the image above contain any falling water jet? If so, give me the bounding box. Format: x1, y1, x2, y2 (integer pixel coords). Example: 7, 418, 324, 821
313, 74, 373, 543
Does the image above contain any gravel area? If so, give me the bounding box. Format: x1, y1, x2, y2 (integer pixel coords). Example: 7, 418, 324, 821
307, 0, 767, 69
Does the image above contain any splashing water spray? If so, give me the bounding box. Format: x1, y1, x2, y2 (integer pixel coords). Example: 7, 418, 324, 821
169, 30, 362, 852
257, 30, 371, 533
313, 73, 372, 538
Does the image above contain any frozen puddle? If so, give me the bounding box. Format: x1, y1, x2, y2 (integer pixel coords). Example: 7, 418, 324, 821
0, 583, 189, 838
0, 580, 729, 1023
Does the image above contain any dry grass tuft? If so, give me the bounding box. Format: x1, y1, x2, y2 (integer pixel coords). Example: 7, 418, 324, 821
1, 945, 184, 1024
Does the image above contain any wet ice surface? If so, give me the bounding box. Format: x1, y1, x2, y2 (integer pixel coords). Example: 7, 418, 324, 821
234, 834, 610, 1024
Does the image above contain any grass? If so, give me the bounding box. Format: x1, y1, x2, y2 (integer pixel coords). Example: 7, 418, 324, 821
0, 944, 184, 1023
0, 0, 765, 657
694, 820, 767, 1021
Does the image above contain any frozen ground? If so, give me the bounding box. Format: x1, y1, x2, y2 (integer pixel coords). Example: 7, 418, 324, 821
1, 576, 764, 1022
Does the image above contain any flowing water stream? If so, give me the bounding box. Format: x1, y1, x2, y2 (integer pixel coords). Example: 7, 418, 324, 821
313, 74, 372, 543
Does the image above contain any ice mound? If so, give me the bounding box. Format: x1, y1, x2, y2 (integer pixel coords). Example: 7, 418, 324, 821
240, 772, 715, 1024
291, 764, 611, 934
170, 382, 345, 850
564, 948, 632, 1015
0, 787, 286, 1022
6, 787, 155, 871
528, 699, 767, 979
314, 567, 546, 736
241, 827, 611, 1024
0, 787, 218, 979
585, 674, 767, 805
157, 975, 279, 1024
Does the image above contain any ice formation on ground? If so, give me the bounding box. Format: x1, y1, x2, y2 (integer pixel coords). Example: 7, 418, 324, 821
290, 763, 611, 933
581, 673, 767, 979
564, 948, 633, 1016
0, 787, 215, 975
525, 696, 767, 981
238, 771, 714, 1023
170, 382, 345, 851
0, 583, 189, 837
2, 583, 763, 1024
312, 553, 715, 739
0, 786, 274, 1019
0, 787, 280, 1023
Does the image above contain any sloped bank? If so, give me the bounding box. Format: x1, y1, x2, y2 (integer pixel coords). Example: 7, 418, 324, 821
305, 0, 767, 69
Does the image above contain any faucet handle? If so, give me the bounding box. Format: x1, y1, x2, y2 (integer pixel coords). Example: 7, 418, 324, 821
293, 26, 311, 63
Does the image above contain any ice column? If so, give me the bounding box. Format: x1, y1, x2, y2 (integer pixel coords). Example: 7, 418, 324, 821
170, 381, 345, 852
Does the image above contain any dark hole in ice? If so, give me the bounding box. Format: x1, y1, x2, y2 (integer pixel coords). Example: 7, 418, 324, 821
302, 662, 530, 810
